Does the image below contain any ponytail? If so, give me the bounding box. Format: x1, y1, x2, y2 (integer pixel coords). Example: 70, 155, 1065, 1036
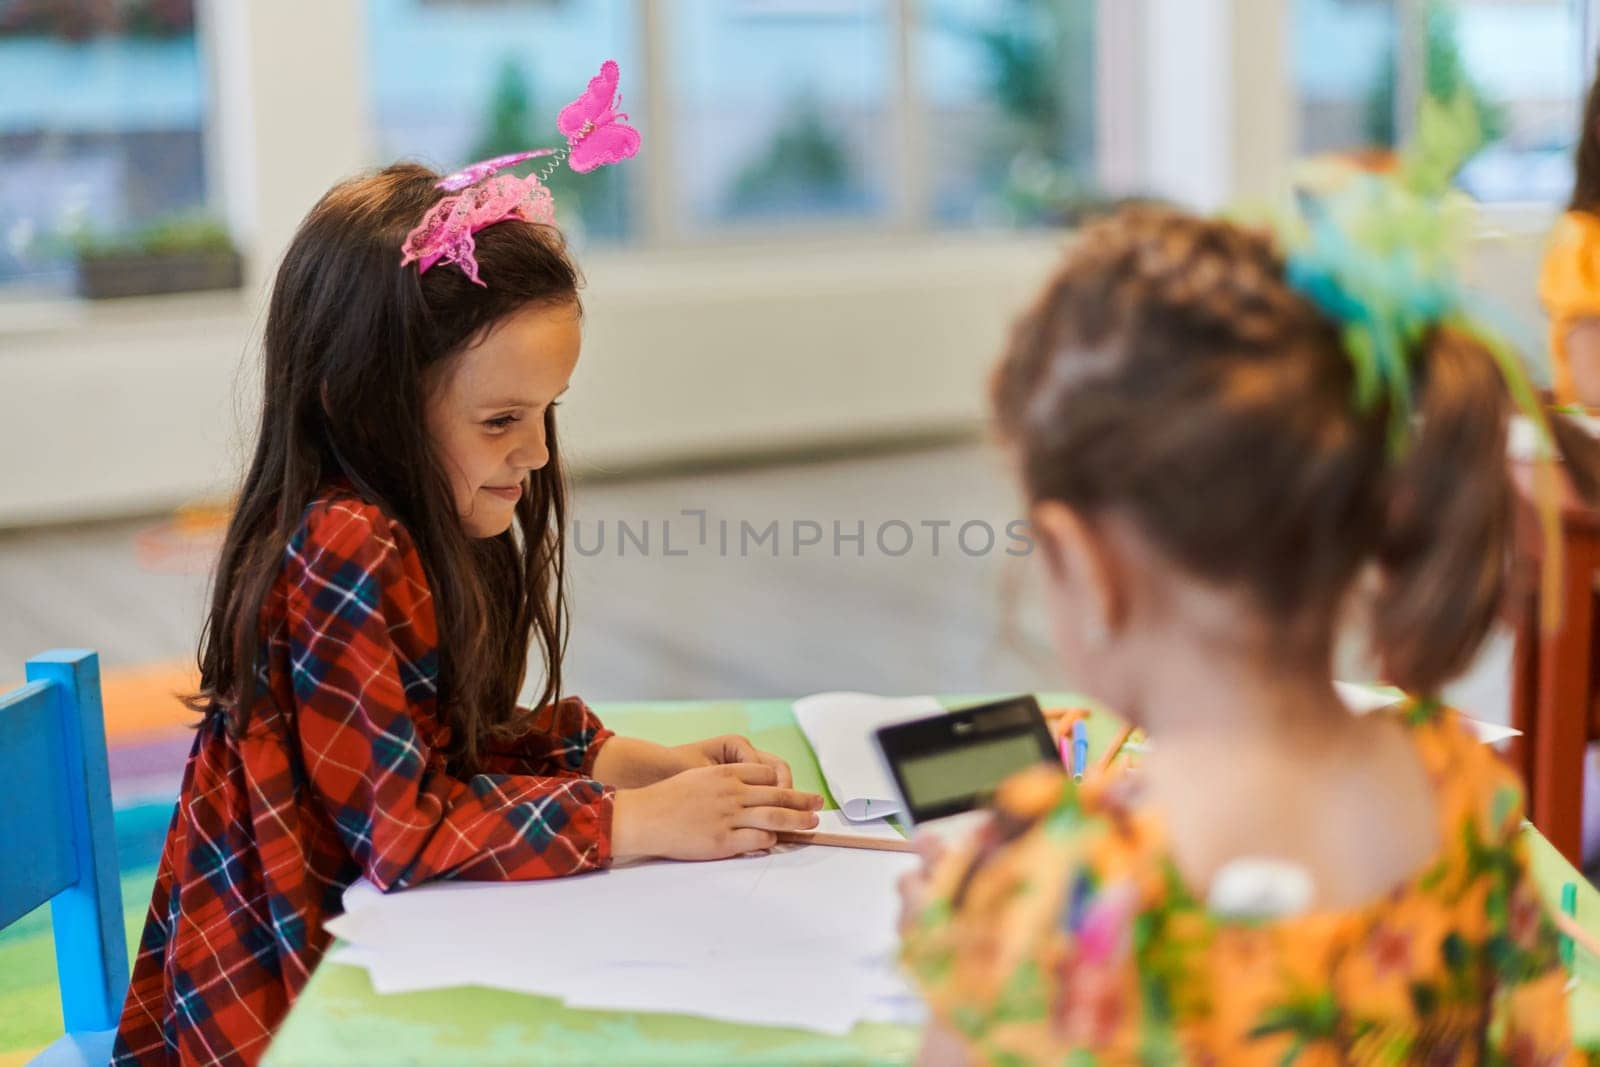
1372, 328, 1600, 694
1371, 328, 1512, 694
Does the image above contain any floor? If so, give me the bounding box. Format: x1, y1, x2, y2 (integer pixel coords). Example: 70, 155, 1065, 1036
0, 439, 1517, 717
0, 442, 1052, 702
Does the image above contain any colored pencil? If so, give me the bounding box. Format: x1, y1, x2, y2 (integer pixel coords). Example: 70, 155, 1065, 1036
775, 830, 919, 853
1560, 882, 1582, 968
1554, 909, 1599, 963
1071, 720, 1088, 781
1097, 725, 1136, 774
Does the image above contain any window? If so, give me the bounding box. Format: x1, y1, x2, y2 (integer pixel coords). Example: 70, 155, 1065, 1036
0, 0, 1103, 304
920, 0, 1098, 227
0, 0, 211, 293
366, 0, 637, 242
1452, 0, 1584, 204
1294, 0, 1400, 156
667, 0, 896, 229
1294, 0, 1589, 205
367, 0, 1096, 243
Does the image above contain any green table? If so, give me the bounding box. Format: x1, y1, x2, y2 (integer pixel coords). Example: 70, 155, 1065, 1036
264, 697, 1600, 1065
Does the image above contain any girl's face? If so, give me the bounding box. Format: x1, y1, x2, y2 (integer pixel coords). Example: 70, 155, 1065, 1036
426, 301, 582, 539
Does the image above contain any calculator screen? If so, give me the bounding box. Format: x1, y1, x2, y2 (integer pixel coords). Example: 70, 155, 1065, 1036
897, 733, 1045, 808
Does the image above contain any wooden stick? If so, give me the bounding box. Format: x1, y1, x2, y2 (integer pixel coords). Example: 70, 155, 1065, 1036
1042, 706, 1091, 744
1553, 909, 1600, 963
1097, 725, 1136, 775
774, 830, 918, 853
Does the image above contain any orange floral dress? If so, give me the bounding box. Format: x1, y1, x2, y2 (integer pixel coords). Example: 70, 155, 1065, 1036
1539, 209, 1600, 406
901, 703, 1581, 1064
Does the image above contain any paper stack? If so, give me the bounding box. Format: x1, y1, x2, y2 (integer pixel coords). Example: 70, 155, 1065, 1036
325, 811, 926, 1035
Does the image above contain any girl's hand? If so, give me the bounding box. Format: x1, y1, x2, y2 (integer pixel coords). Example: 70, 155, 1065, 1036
611, 763, 823, 862
671, 734, 795, 789
897, 833, 946, 936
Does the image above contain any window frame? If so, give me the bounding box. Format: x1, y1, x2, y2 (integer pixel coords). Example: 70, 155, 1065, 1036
0, 5, 219, 295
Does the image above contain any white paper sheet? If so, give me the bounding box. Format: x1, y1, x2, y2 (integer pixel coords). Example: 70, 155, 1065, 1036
327, 836, 922, 1034
792, 808, 906, 842
791, 692, 942, 814
1509, 412, 1600, 461
1334, 681, 1521, 744
559, 958, 917, 1034
329, 943, 923, 1033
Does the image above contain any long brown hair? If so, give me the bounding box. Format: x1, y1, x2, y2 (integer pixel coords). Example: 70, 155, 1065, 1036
193, 163, 579, 772
992, 206, 1594, 695
1570, 59, 1600, 215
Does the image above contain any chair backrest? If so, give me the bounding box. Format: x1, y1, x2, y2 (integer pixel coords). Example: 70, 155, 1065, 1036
0, 650, 127, 1032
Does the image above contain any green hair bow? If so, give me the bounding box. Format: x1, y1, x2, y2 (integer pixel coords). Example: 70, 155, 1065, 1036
1280, 86, 1569, 637
1281, 89, 1548, 457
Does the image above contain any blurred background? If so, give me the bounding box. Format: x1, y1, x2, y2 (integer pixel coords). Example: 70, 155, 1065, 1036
0, 0, 1594, 732
5, 1, 1600, 1050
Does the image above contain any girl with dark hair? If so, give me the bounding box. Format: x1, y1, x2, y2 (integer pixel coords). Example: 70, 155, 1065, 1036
112, 159, 822, 1065
897, 204, 1583, 1061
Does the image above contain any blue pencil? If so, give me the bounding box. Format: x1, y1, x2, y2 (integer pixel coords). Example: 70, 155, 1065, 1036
1071, 720, 1088, 781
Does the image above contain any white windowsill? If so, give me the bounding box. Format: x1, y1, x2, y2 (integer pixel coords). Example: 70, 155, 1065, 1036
0, 286, 257, 342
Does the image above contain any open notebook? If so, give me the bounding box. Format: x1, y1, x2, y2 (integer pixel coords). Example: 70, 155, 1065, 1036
792, 692, 943, 823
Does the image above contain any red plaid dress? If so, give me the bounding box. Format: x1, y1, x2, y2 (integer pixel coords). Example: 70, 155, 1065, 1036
113, 489, 615, 1065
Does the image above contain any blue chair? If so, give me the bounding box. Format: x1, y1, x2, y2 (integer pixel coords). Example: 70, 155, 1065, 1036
1, 650, 127, 1066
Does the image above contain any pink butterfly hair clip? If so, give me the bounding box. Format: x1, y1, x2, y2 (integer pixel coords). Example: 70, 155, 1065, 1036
400, 61, 641, 287
557, 60, 641, 173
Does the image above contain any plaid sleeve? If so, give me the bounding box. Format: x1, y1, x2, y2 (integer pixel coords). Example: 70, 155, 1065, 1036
481, 696, 614, 778
286, 500, 613, 890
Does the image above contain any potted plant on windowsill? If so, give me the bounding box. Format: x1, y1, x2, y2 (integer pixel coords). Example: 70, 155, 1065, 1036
73, 216, 243, 300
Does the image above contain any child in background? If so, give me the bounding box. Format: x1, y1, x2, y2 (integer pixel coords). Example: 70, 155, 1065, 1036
1540, 63, 1600, 871
1542, 65, 1600, 407
899, 204, 1585, 1062
114, 68, 822, 1066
